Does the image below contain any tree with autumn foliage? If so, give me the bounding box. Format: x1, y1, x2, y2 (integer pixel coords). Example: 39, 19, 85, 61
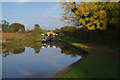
60, 2, 119, 30
59, 1, 119, 49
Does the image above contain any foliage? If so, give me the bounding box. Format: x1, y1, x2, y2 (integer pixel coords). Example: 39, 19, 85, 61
1, 20, 9, 32
34, 24, 40, 29
1, 20, 26, 33
53, 29, 61, 34
32, 24, 45, 34
9, 23, 25, 32
59, 2, 119, 49
60, 26, 119, 49
60, 2, 119, 30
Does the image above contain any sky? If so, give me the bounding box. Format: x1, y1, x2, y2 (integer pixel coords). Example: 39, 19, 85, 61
2, 2, 65, 30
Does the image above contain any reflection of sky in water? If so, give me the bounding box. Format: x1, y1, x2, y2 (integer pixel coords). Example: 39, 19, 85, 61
3, 46, 81, 78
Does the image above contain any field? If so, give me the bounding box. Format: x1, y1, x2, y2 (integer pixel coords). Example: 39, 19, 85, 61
0, 32, 39, 52
2, 32, 38, 43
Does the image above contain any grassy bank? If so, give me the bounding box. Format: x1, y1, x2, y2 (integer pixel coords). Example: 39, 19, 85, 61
2, 33, 43, 47
55, 36, 119, 78
55, 35, 119, 53
7, 41, 34, 47
61, 49, 119, 78
1, 33, 44, 53
35, 35, 43, 39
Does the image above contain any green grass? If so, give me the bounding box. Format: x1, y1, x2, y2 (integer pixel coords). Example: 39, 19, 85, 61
56, 36, 119, 78
60, 48, 119, 78
6, 34, 42, 47
0, 45, 2, 48
36, 44, 42, 47
7, 41, 33, 47
35, 35, 42, 39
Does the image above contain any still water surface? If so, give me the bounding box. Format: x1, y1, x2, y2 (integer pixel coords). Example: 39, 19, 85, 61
2, 42, 82, 78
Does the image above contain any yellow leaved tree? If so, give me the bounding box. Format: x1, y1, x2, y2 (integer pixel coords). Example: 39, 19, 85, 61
60, 1, 119, 30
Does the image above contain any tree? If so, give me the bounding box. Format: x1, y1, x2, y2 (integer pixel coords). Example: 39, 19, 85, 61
9, 23, 25, 32
1, 20, 9, 32
53, 29, 61, 34
32, 24, 45, 34
34, 24, 40, 29
60, 2, 119, 30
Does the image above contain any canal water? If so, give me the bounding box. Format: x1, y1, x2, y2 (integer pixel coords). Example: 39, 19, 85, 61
2, 42, 83, 78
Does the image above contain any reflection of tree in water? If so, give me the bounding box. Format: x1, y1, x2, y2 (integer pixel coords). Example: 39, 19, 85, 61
30, 45, 41, 53
10, 47, 25, 54
2, 47, 25, 57
58, 43, 81, 57
35, 49, 40, 53
31, 42, 57, 53
38, 42, 81, 57
32, 47, 40, 53
2, 51, 9, 57
2, 42, 82, 57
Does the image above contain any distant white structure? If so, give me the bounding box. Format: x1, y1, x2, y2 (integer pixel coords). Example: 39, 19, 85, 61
41, 33, 44, 35
47, 45, 50, 48
41, 32, 58, 36
41, 46, 45, 48
46, 32, 57, 36
53, 46, 56, 48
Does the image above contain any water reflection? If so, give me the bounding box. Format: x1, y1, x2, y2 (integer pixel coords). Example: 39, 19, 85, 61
10, 47, 25, 54
2, 41, 84, 78
2, 42, 83, 57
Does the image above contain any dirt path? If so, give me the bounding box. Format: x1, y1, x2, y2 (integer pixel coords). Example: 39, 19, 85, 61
87, 45, 119, 63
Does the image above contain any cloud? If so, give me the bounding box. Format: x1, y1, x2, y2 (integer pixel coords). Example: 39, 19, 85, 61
51, 62, 65, 68
19, 70, 33, 76
51, 16, 59, 19
31, 14, 48, 18
31, 14, 59, 19
32, 54, 60, 60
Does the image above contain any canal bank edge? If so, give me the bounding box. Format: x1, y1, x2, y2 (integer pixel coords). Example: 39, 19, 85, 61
50, 37, 89, 80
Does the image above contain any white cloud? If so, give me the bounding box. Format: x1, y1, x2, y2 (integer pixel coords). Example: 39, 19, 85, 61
31, 14, 48, 18
19, 70, 33, 76
52, 16, 59, 19
31, 14, 59, 19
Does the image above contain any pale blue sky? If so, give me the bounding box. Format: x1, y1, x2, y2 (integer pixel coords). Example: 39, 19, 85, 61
2, 2, 65, 30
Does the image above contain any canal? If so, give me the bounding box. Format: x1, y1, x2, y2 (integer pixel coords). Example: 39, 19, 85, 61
2, 42, 84, 78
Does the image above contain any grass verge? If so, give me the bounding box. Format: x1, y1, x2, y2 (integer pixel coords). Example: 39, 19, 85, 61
35, 35, 42, 39
55, 35, 119, 78
60, 48, 119, 78
7, 41, 34, 47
